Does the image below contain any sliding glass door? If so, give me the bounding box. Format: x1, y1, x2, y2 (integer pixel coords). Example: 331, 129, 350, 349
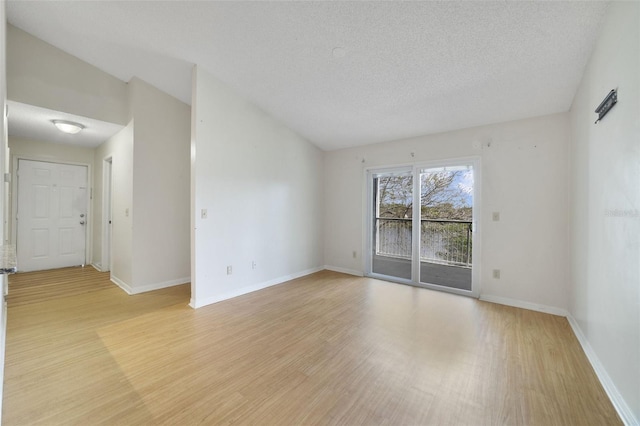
367, 159, 479, 296
370, 169, 414, 281
419, 165, 473, 291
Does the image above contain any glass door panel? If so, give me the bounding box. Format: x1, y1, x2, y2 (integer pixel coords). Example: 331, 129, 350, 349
370, 171, 413, 280
419, 165, 473, 290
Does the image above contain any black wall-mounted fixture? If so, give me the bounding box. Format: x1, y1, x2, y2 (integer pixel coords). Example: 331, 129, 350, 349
595, 89, 617, 124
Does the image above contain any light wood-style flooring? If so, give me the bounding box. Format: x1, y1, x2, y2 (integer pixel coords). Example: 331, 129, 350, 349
3, 267, 620, 425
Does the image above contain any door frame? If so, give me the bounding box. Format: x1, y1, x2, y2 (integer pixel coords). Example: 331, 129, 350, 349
364, 156, 482, 298
11, 156, 93, 268
101, 156, 112, 272
364, 165, 414, 287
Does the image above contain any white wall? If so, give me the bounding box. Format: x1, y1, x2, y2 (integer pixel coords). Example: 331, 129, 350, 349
568, 2, 640, 423
191, 66, 324, 308
325, 113, 570, 313
8, 137, 95, 165
6, 25, 128, 125
93, 123, 134, 287
1, 0, 6, 241
0, 3, 6, 244
129, 77, 191, 292
0, 0, 8, 416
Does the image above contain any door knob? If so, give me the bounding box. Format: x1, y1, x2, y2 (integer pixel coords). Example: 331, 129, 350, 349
80, 221, 85, 225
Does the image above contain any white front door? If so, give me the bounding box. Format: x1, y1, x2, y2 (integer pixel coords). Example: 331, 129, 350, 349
17, 160, 88, 272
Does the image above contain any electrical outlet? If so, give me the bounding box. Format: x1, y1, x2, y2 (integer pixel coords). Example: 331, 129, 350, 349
492, 212, 500, 222
493, 269, 501, 279
252, 261, 257, 269
352, 250, 357, 259
201, 209, 208, 219
226, 265, 232, 275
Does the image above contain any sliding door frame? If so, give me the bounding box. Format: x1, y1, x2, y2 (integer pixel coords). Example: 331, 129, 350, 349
364, 156, 482, 298
364, 165, 415, 286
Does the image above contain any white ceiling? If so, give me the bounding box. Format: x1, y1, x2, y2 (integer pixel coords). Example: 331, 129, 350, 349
7, 101, 124, 148
6, 1, 609, 151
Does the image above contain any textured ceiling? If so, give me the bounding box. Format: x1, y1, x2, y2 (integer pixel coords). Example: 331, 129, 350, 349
6, 1, 608, 150
7, 101, 124, 148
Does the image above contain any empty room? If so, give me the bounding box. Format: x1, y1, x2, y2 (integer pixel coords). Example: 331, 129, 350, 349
0, 1, 638, 425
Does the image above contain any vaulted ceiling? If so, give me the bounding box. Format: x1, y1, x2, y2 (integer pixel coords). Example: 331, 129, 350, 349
6, 1, 609, 150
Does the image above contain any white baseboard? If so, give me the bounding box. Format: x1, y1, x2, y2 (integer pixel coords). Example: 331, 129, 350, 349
566, 315, 638, 426
480, 295, 637, 425
110, 274, 132, 295
91, 263, 103, 272
479, 294, 568, 317
129, 277, 190, 295
110, 275, 190, 295
190, 266, 324, 309
323, 265, 364, 277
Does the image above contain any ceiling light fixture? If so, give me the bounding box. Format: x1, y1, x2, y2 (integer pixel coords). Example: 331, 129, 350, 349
52, 120, 85, 134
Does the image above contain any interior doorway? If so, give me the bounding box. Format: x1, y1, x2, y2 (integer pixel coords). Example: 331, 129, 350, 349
366, 158, 480, 297
16, 159, 89, 272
